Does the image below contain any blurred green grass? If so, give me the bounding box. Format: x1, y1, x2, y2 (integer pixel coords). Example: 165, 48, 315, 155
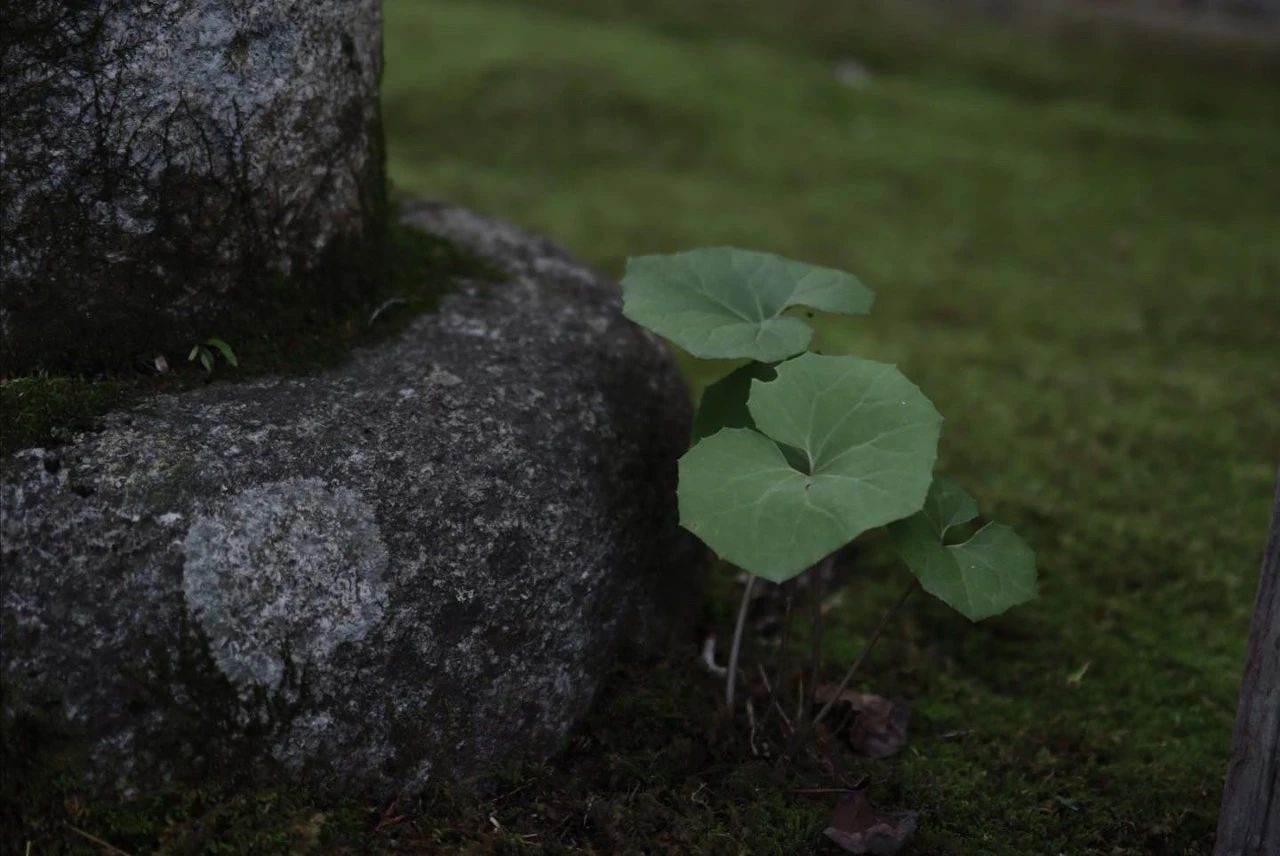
384, 1, 1280, 852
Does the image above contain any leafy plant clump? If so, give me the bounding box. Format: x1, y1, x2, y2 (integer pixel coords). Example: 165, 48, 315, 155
621, 247, 1038, 711
188, 337, 239, 373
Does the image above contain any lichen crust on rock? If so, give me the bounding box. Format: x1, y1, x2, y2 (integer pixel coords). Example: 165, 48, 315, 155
182, 478, 391, 692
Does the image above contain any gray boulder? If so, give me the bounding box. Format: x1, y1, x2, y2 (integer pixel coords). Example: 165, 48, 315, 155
0, 0, 386, 371
1, 202, 698, 796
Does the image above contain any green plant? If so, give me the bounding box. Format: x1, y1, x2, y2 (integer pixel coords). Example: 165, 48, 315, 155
188, 338, 239, 374
621, 247, 1037, 711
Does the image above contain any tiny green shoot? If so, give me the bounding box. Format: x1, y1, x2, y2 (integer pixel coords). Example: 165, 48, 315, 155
188, 338, 239, 374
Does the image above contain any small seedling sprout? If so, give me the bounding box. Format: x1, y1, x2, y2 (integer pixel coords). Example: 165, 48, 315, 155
188, 337, 239, 374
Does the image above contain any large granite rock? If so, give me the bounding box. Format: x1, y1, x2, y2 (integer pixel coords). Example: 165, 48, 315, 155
0, 0, 386, 371
1, 202, 698, 796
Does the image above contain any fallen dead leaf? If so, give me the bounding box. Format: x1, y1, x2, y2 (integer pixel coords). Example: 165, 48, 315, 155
814, 686, 909, 759
824, 785, 917, 855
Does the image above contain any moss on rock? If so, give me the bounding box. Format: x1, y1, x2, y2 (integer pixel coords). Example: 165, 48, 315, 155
0, 212, 499, 458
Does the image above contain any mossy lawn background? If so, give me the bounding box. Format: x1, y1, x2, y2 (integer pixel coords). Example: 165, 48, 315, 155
382, 1, 1279, 852
6, 1, 1278, 853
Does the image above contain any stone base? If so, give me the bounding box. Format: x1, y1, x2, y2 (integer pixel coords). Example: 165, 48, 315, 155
1, 203, 700, 796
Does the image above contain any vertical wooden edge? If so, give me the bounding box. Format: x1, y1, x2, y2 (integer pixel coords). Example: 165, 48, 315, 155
1215, 468, 1280, 855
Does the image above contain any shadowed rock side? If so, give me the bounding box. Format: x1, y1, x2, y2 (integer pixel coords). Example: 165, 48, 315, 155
1, 202, 699, 796
0, 0, 386, 371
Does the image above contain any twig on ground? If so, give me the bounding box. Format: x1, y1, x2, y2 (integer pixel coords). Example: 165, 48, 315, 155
63, 823, 132, 856
492, 774, 545, 805
793, 776, 869, 797
758, 664, 794, 732
813, 581, 916, 727
368, 297, 408, 325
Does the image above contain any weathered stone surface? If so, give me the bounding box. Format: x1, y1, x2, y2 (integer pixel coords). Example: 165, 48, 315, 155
0, 0, 386, 371
1, 202, 698, 796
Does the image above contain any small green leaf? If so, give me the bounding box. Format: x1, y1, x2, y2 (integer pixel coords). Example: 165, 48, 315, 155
199, 350, 214, 373
690, 362, 776, 442
678, 353, 941, 582
889, 477, 1037, 621
188, 345, 201, 362
621, 248, 874, 362
205, 337, 238, 367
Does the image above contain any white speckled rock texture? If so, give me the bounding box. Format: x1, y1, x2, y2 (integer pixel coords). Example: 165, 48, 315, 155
0, 201, 700, 796
0, 0, 385, 370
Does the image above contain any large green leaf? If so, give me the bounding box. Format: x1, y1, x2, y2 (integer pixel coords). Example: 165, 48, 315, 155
678, 353, 941, 582
621, 248, 874, 362
889, 478, 1037, 621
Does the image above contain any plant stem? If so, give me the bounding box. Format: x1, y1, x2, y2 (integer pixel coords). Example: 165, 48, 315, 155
812, 580, 916, 727
805, 555, 834, 714
725, 574, 756, 710
770, 581, 795, 703
758, 664, 793, 732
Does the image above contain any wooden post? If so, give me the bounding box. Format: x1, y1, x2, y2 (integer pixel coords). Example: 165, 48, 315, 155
1215, 469, 1280, 855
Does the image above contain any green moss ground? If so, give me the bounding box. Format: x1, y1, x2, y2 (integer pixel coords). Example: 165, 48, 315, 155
6, 1, 1279, 852
383, 1, 1278, 851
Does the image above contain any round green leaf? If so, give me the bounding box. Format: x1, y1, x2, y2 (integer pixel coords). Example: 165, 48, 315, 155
621, 248, 875, 362
678, 353, 941, 582
888, 477, 1038, 621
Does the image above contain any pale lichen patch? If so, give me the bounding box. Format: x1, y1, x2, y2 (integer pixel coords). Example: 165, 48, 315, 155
182, 478, 390, 692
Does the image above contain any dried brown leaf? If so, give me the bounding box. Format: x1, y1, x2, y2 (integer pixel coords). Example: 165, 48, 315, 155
824, 786, 917, 855
814, 686, 909, 759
